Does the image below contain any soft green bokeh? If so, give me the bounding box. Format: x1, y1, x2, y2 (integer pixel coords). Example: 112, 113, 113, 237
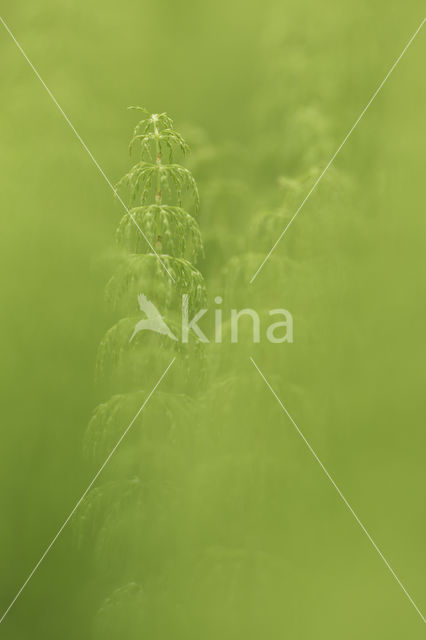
0, 0, 424, 637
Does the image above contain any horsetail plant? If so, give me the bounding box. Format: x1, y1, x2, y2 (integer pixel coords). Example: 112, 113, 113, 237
95, 107, 206, 392
116, 107, 200, 249
104, 107, 205, 323
81, 109, 207, 636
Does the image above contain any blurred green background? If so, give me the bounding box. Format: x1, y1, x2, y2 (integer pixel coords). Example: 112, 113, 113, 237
0, 0, 425, 637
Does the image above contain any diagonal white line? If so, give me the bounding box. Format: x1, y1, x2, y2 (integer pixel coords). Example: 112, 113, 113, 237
250, 356, 425, 623
249, 17, 426, 284
0, 357, 175, 625
0, 15, 176, 283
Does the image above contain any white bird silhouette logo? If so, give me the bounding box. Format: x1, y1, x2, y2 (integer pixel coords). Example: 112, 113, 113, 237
129, 294, 178, 343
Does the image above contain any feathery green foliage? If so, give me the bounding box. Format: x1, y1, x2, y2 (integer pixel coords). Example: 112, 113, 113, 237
91, 104, 206, 385
81, 108, 208, 637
